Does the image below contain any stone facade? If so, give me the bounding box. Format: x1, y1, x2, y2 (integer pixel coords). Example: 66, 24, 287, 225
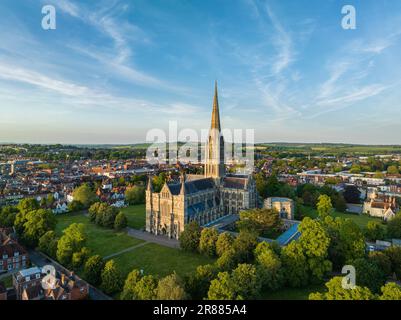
146, 83, 258, 239
264, 197, 295, 220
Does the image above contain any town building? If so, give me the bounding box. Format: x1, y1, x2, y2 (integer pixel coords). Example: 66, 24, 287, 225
0, 228, 29, 273
362, 192, 398, 220
146, 83, 258, 239
264, 197, 295, 220
13, 266, 43, 300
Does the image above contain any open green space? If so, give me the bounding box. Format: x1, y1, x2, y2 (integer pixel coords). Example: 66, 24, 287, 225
261, 283, 326, 300
1, 274, 13, 288
120, 204, 146, 230
55, 213, 144, 257
109, 242, 215, 279
300, 205, 384, 229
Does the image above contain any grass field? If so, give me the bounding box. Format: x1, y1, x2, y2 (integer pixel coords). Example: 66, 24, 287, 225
120, 204, 146, 229
109, 242, 215, 279
55, 213, 144, 257
262, 283, 325, 300
300, 205, 384, 229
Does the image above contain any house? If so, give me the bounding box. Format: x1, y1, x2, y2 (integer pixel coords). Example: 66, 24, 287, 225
362, 192, 398, 221
52, 202, 68, 214
0, 282, 7, 300
0, 228, 29, 273
13, 267, 43, 300
44, 271, 89, 300
264, 197, 295, 220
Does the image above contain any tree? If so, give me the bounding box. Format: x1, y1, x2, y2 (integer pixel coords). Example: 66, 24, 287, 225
379, 282, 401, 300
350, 258, 387, 293
368, 251, 392, 277
316, 195, 333, 219
255, 173, 268, 199
57, 223, 86, 267
114, 212, 128, 230
84, 255, 105, 286
323, 216, 365, 269
88, 202, 103, 222
216, 248, 238, 271
232, 231, 259, 264
20, 209, 57, 247
68, 200, 84, 212
309, 277, 373, 300
152, 173, 167, 193
135, 275, 158, 300
237, 208, 282, 237
185, 264, 218, 300
17, 198, 39, 214
387, 213, 401, 239
179, 221, 201, 252
207, 272, 236, 300
387, 165, 399, 175
0, 206, 17, 227
156, 272, 187, 300
199, 228, 219, 257
298, 218, 332, 282
333, 194, 347, 213
72, 247, 90, 269
384, 246, 401, 279
125, 186, 145, 205
72, 184, 97, 208
38, 230, 58, 258
101, 260, 123, 295
231, 264, 261, 299
254, 242, 283, 291
343, 185, 361, 204
121, 269, 142, 300
216, 232, 234, 257
364, 221, 386, 242
281, 241, 309, 287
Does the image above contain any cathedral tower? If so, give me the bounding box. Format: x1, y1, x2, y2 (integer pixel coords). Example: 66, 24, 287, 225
205, 81, 225, 180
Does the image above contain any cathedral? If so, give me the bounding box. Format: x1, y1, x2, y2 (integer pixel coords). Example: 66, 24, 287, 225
145, 82, 258, 239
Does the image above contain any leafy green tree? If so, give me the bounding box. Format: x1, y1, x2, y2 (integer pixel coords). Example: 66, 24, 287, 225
343, 185, 361, 204
368, 251, 392, 277
323, 216, 365, 269
185, 264, 218, 300
379, 282, 401, 300
232, 231, 259, 264
333, 194, 347, 212
199, 228, 219, 257
38, 230, 58, 257
125, 186, 145, 205
135, 275, 158, 300
67, 200, 84, 212
72, 184, 97, 208
387, 165, 399, 175
72, 247, 90, 269
316, 195, 333, 219
56, 223, 86, 267
350, 258, 387, 293
216, 248, 238, 271
254, 242, 284, 291
84, 255, 105, 286
121, 269, 142, 300
281, 241, 309, 287
0, 206, 17, 227
101, 260, 124, 295
231, 264, 261, 299
88, 202, 103, 222
364, 221, 386, 241
21, 209, 57, 247
254, 173, 268, 199
179, 221, 201, 252
387, 213, 401, 239
216, 232, 234, 257
152, 173, 167, 193
309, 277, 373, 300
237, 208, 282, 237
207, 272, 236, 300
156, 272, 188, 300
384, 246, 401, 279
114, 212, 128, 230
17, 198, 39, 213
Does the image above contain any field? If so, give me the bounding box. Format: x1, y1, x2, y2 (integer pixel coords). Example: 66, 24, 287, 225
120, 204, 146, 229
261, 284, 325, 300
55, 213, 144, 257
110, 243, 215, 278
300, 205, 384, 229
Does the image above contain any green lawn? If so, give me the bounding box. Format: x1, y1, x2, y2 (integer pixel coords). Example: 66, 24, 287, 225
55, 213, 144, 257
300, 205, 384, 229
109, 243, 215, 279
120, 204, 146, 230
262, 283, 325, 300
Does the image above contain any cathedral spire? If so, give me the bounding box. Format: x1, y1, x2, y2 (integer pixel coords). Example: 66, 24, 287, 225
211, 81, 221, 131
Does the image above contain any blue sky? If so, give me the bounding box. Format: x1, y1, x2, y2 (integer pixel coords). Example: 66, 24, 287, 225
0, 0, 401, 144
